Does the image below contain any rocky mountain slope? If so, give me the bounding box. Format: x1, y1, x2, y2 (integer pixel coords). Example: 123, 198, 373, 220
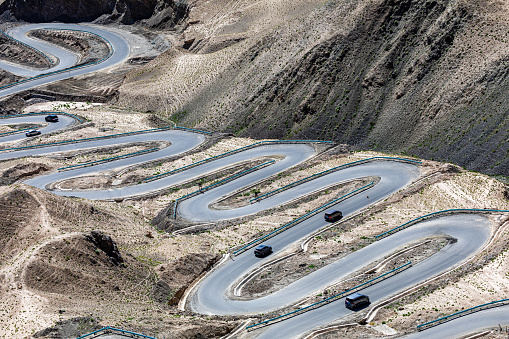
117, 0, 509, 176
1, 0, 507, 175
0, 0, 188, 27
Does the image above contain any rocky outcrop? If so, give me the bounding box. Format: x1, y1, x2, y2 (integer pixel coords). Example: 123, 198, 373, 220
0, 0, 188, 26
85, 230, 124, 266
33, 317, 101, 339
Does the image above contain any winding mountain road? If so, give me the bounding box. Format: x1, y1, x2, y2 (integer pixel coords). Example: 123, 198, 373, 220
0, 25, 507, 338
405, 306, 509, 338
0, 116, 504, 337
0, 23, 129, 98
0, 113, 76, 143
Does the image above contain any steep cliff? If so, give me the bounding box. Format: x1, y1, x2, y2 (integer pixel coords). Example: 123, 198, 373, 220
0, 0, 188, 26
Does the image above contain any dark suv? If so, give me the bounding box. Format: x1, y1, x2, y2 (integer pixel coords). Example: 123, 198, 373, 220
45, 114, 59, 122
324, 210, 342, 222
25, 130, 41, 137
345, 293, 370, 309
254, 245, 272, 257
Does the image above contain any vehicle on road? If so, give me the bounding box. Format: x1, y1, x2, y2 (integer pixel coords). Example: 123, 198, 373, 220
25, 130, 41, 137
45, 114, 59, 122
324, 210, 342, 222
254, 245, 272, 257
345, 293, 370, 309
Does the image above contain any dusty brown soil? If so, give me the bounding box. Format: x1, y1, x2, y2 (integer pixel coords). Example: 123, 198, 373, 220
0, 183, 238, 338
0, 69, 23, 87
0, 162, 52, 185
311, 324, 385, 339
0, 34, 51, 68
156, 253, 220, 305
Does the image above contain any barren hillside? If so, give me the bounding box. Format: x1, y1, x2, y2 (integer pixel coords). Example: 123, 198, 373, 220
117, 0, 509, 176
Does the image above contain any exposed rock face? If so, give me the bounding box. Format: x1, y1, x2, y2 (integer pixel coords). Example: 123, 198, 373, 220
139, 0, 189, 29
0, 0, 188, 26
85, 230, 124, 265
0, 0, 115, 23
0, 69, 21, 88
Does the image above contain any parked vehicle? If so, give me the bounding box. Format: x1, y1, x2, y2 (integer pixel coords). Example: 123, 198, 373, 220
345, 293, 370, 309
254, 245, 272, 257
45, 114, 59, 122
25, 130, 41, 137
324, 210, 342, 222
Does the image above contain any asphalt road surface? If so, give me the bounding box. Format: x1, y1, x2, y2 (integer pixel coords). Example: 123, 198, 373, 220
405, 305, 509, 338
0, 113, 77, 143
0, 115, 502, 338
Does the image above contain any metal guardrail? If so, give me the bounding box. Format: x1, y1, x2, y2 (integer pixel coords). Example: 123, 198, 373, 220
375, 209, 509, 240
246, 261, 412, 331
0, 27, 114, 92
0, 127, 32, 136
0, 126, 173, 153
0, 111, 83, 123
174, 126, 212, 135
417, 298, 509, 331
0, 29, 53, 66
173, 160, 276, 218
249, 156, 421, 203
58, 147, 159, 171
233, 182, 375, 255
145, 140, 333, 183
76, 326, 157, 339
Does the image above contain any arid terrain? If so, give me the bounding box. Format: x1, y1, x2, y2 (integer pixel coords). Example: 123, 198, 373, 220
0, 103, 505, 338
0, 0, 509, 337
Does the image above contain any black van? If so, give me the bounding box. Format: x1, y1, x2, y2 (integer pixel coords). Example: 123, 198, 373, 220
345, 293, 370, 309
45, 114, 59, 122
324, 210, 342, 222
254, 245, 272, 257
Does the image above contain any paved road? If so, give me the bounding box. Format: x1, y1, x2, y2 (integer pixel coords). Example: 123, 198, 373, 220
0, 25, 78, 76
0, 23, 129, 98
249, 215, 491, 338
0, 114, 77, 143
25, 142, 316, 202
405, 305, 509, 338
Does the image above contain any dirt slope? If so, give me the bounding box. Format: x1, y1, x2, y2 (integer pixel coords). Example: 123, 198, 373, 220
0, 183, 235, 338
